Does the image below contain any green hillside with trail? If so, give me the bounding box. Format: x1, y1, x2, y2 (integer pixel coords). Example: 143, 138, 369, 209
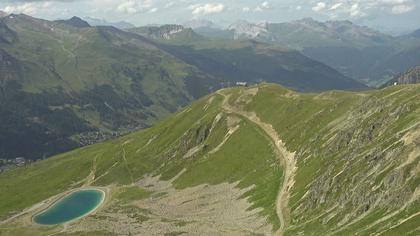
0, 84, 418, 235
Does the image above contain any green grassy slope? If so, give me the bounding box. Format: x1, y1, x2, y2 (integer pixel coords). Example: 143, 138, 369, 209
242, 84, 420, 235
0, 84, 418, 235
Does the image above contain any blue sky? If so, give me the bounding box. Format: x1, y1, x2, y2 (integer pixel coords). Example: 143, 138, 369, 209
1, 0, 419, 33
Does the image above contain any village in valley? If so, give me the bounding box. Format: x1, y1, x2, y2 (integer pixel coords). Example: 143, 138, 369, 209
0, 157, 33, 172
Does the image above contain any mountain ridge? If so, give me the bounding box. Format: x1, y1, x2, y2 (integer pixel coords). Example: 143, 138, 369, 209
55, 16, 90, 28
192, 18, 419, 86
0, 83, 418, 235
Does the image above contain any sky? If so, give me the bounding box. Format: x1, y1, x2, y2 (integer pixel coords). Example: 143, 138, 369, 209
0, 0, 419, 34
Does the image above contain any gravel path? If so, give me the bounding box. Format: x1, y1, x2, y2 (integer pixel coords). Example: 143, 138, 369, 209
218, 88, 296, 236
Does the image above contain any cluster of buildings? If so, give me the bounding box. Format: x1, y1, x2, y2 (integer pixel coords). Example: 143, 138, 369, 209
0, 157, 32, 172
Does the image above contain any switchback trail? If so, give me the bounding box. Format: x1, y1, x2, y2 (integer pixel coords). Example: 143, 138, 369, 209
217, 89, 296, 236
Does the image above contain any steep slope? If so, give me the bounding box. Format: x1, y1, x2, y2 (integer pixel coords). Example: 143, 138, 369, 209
127, 26, 367, 92
0, 14, 219, 160
0, 84, 418, 235
383, 66, 420, 86
161, 41, 367, 92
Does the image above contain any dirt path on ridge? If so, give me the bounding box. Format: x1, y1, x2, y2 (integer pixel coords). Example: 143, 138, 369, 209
217, 89, 296, 236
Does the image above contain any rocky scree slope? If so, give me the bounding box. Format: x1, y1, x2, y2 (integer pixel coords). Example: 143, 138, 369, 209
383, 66, 420, 87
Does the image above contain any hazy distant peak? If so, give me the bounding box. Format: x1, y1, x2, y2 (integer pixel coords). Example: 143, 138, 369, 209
128, 24, 202, 41
0, 10, 8, 18
184, 19, 219, 29
295, 17, 317, 23
228, 20, 273, 40
56, 16, 90, 28
84, 17, 135, 29
228, 20, 268, 31
326, 19, 353, 25
410, 28, 420, 38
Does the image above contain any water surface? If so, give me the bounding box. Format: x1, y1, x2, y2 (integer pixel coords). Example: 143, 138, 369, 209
33, 189, 104, 225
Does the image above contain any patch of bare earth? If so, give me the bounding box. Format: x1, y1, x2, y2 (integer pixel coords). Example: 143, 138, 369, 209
68, 174, 272, 235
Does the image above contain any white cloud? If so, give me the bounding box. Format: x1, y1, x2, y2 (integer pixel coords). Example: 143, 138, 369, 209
253, 1, 272, 12
189, 3, 225, 16
243, 7, 251, 12
3, 3, 38, 15
115, 0, 154, 14
391, 4, 415, 14
117, 1, 138, 14
164, 1, 174, 9
312, 2, 326, 12
329, 3, 343, 11
309, 0, 416, 18
355, 0, 416, 15
296, 5, 302, 11
261, 1, 271, 9
148, 7, 158, 13
350, 3, 361, 17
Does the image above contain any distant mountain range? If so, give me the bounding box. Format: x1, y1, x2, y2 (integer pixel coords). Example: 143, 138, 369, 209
83, 17, 135, 29
0, 14, 367, 161
183, 19, 220, 30
186, 18, 420, 87
126, 24, 366, 91
128, 24, 203, 42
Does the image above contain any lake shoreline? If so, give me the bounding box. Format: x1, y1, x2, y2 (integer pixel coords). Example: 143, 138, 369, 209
31, 187, 107, 226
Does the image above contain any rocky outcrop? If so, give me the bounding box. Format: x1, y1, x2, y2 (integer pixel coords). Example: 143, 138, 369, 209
390, 66, 420, 85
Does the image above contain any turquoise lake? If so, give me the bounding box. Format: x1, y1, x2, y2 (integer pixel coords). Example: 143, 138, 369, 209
33, 189, 104, 225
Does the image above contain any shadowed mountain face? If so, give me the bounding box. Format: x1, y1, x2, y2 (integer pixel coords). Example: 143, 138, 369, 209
0, 84, 418, 235
161, 43, 367, 92
0, 14, 220, 160
128, 25, 367, 92
55, 16, 90, 28
0, 14, 368, 161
